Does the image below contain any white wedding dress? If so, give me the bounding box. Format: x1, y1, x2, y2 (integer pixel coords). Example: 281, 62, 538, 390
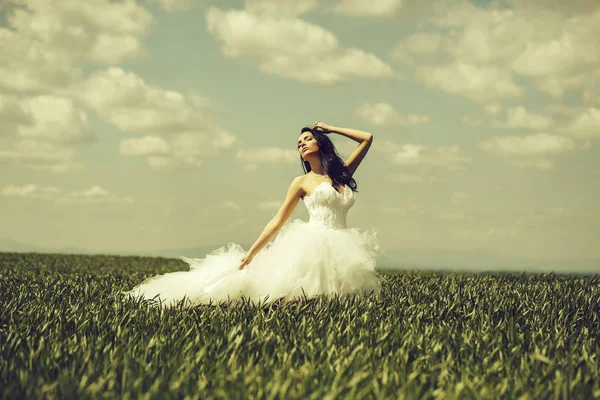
125, 181, 383, 306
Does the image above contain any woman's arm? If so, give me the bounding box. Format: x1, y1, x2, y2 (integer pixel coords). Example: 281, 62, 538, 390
239, 176, 304, 270
313, 122, 374, 177
322, 124, 373, 143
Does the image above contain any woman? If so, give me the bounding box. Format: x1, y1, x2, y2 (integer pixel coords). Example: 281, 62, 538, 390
125, 122, 383, 306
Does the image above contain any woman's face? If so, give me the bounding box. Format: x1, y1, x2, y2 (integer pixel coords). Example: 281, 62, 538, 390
297, 131, 318, 159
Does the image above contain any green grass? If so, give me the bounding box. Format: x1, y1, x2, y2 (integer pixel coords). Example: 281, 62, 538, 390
1, 252, 599, 399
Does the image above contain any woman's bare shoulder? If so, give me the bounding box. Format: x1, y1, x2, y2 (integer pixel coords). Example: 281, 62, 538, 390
291, 175, 308, 197
293, 175, 307, 184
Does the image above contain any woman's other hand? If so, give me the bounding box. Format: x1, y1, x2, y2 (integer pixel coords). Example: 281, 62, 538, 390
239, 252, 254, 270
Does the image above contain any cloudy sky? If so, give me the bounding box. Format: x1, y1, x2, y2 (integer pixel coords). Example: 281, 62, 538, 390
0, 0, 599, 263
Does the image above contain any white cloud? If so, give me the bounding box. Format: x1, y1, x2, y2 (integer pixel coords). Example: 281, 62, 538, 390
395, 33, 443, 55
0, 94, 93, 172
393, 145, 471, 171
439, 6, 540, 65
0, 1, 157, 173
507, 9, 600, 98
511, 11, 600, 76
524, 207, 572, 222
258, 200, 281, 210
0, 140, 80, 173
244, 0, 318, 17
379, 205, 413, 216
333, 0, 425, 17
583, 81, 600, 106
437, 211, 466, 221
0, 95, 32, 136
480, 133, 578, 156
461, 115, 481, 127
1, 184, 60, 199
543, 104, 581, 118
78, 68, 236, 169
531, 73, 597, 100
484, 103, 503, 115
510, 158, 557, 170
411, 2, 600, 101
0, 28, 81, 96
379, 198, 425, 216
479, 133, 583, 169
390, 33, 445, 65
450, 192, 471, 205
355, 102, 430, 128
119, 136, 170, 156
21, 96, 92, 144
152, 0, 193, 12
341, 2, 600, 104
511, 0, 600, 16
1, 184, 132, 204
455, 227, 519, 241
562, 108, 600, 139
387, 173, 423, 183
129, 129, 236, 170
236, 146, 298, 171
0, 2, 236, 174
223, 200, 242, 212
493, 106, 554, 131
375, 139, 471, 171
0, 94, 92, 144
62, 185, 134, 204
205, 7, 393, 85
7, 0, 153, 64
172, 130, 234, 157
80, 68, 212, 134
416, 63, 523, 102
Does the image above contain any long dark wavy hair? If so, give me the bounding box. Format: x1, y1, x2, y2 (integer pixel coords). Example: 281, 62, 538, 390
299, 127, 357, 193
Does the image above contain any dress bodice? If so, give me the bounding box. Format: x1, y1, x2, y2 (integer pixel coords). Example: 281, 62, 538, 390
303, 182, 355, 229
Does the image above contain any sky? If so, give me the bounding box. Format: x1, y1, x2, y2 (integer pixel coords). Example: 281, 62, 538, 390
0, 0, 599, 265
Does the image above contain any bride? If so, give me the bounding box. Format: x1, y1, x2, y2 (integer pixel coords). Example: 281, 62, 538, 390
125, 122, 383, 306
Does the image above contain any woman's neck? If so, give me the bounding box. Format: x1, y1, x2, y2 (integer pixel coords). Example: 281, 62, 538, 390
306, 157, 326, 176
311, 170, 327, 177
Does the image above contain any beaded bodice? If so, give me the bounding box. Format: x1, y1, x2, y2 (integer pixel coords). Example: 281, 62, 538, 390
303, 181, 355, 229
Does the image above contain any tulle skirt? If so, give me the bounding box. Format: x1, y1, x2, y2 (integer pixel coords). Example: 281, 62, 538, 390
124, 219, 383, 307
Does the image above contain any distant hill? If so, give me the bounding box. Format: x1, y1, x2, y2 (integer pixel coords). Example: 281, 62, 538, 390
1, 237, 598, 274
379, 248, 600, 274
139, 244, 252, 259
0, 238, 65, 254
0, 238, 246, 259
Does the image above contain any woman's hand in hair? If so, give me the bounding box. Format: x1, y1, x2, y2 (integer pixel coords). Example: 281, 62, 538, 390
312, 121, 333, 133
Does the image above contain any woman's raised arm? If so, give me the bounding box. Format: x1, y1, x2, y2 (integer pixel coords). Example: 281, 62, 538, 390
313, 122, 374, 177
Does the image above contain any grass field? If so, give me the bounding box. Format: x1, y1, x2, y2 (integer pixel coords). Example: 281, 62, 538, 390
1, 252, 599, 399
